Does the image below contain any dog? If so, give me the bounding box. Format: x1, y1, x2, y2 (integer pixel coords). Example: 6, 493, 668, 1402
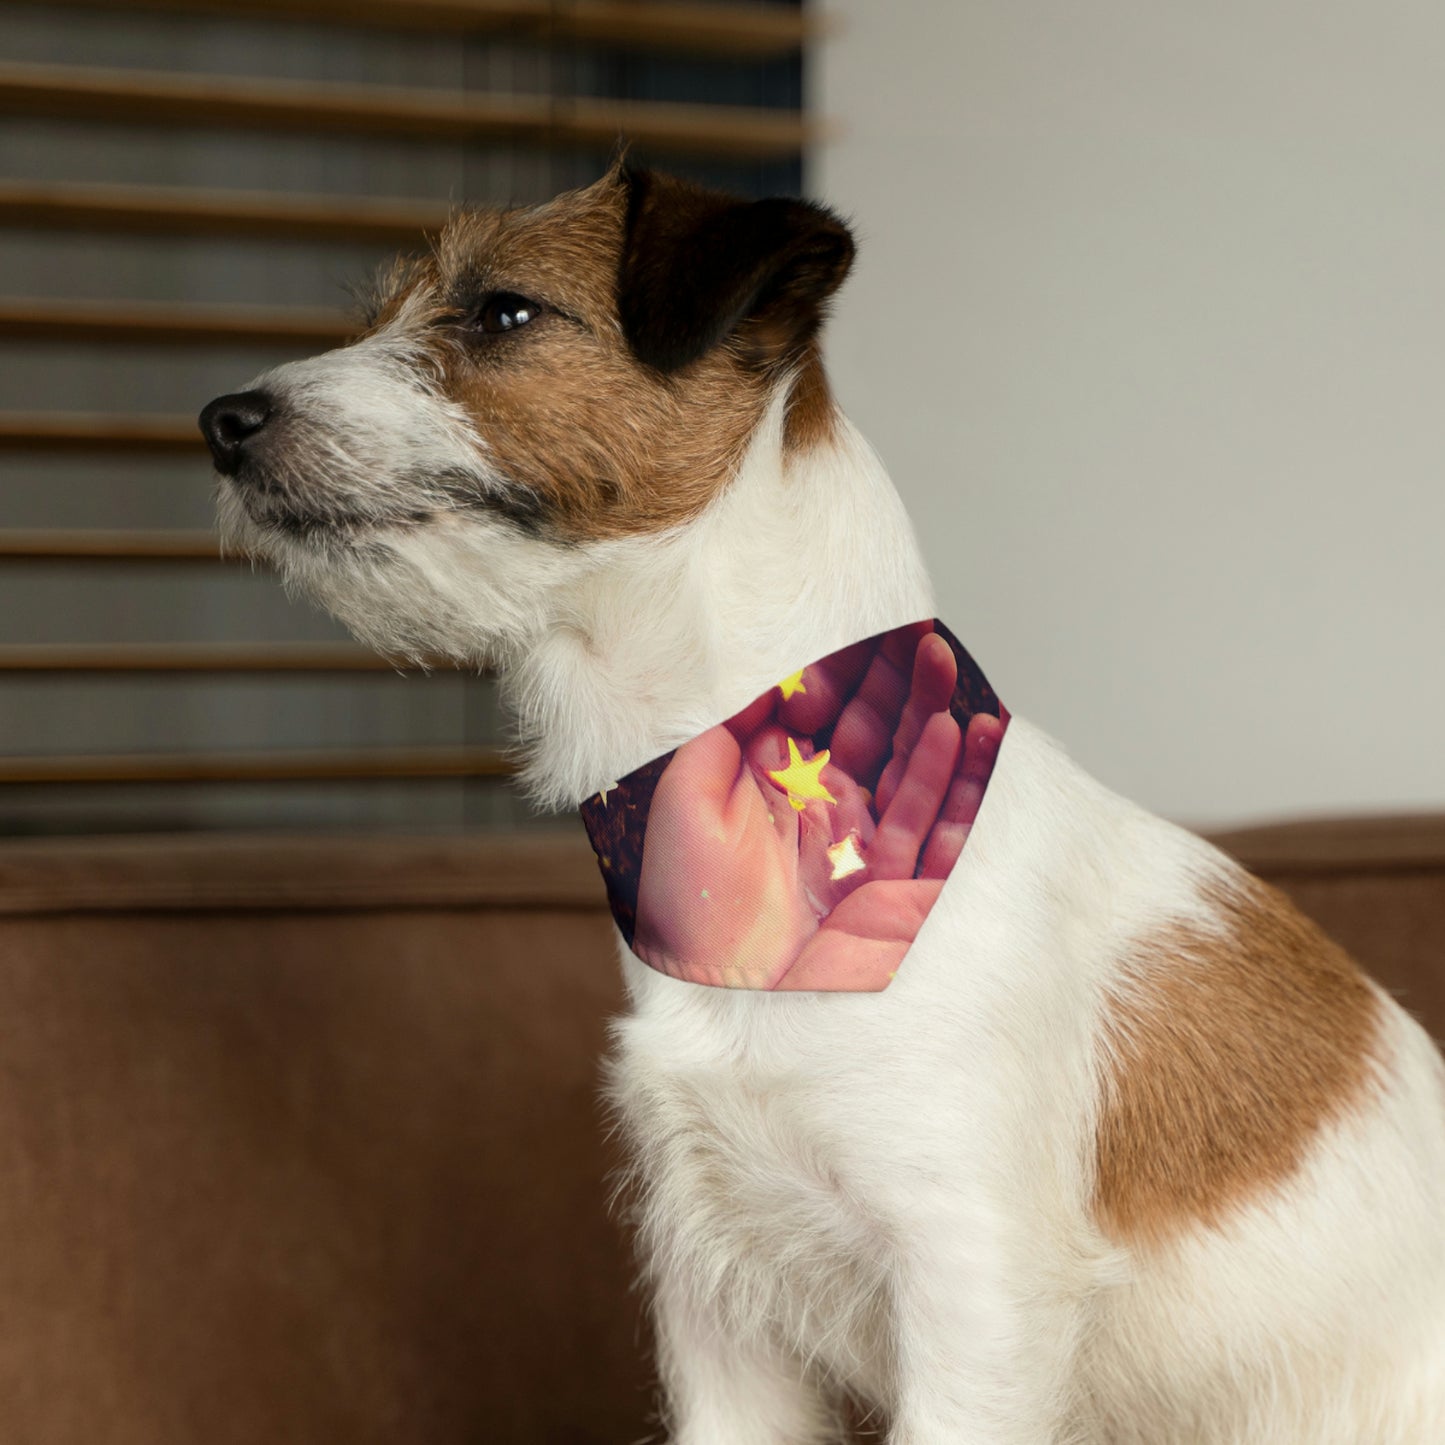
200, 163, 1445, 1443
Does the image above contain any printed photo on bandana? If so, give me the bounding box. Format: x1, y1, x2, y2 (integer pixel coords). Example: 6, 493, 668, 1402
580, 620, 1008, 992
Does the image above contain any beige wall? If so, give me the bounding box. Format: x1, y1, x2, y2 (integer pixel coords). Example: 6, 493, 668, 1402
813, 1, 1445, 827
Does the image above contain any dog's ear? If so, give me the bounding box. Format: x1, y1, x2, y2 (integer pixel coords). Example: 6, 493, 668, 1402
617, 167, 855, 375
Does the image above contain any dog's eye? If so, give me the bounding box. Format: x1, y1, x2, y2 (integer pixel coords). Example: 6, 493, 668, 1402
474, 292, 542, 335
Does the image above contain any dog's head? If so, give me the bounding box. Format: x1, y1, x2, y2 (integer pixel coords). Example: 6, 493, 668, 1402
200, 166, 854, 665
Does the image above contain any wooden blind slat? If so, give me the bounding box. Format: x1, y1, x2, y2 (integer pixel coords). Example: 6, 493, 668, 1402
0, 643, 418, 672
0, 180, 449, 245
0, 298, 353, 348
0, 62, 818, 161
563, 0, 815, 57
0, 530, 228, 561
0, 412, 201, 452
0, 746, 512, 784
21, 0, 815, 58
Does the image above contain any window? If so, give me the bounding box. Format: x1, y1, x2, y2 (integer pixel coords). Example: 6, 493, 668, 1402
0, 0, 811, 835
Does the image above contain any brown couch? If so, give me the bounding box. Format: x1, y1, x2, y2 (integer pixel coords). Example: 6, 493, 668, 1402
0, 818, 1440, 1443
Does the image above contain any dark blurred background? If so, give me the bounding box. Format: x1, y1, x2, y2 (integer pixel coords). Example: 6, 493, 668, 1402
0, 0, 802, 837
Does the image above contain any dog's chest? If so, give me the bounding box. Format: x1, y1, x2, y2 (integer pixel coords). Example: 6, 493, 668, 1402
610, 999, 896, 1393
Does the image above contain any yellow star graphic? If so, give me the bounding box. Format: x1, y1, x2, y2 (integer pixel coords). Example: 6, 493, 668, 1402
777, 668, 808, 701
767, 737, 838, 812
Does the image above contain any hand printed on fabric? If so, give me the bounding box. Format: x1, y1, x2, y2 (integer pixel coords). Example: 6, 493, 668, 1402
580, 621, 1007, 992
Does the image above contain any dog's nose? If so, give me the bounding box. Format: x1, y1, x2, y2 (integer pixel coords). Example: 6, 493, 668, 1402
199, 390, 273, 475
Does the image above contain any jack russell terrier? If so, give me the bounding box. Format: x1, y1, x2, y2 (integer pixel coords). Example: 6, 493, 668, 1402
200, 164, 1445, 1444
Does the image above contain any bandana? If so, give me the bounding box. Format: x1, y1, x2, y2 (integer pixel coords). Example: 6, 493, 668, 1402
580, 620, 1007, 992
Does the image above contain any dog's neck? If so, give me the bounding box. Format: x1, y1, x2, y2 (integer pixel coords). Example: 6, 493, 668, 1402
506, 392, 936, 809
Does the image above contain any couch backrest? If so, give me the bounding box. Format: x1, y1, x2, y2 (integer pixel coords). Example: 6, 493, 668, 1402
0, 832, 647, 1445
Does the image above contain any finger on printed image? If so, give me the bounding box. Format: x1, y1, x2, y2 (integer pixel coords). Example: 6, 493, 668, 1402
580, 620, 1006, 993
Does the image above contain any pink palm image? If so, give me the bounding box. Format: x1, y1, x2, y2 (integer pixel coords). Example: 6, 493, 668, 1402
632, 625, 1005, 990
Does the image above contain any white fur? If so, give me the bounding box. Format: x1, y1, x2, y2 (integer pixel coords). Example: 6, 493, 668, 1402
221, 347, 1445, 1442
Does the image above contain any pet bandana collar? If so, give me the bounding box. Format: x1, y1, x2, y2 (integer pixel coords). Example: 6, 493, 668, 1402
580, 620, 1008, 993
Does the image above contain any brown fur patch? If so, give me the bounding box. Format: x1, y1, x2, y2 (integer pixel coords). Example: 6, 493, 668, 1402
1094, 872, 1382, 1246
618, 167, 853, 379
365, 173, 819, 542
783, 341, 840, 453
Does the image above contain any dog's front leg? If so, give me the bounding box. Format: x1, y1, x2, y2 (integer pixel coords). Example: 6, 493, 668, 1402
654, 1273, 840, 1445
884, 1222, 1086, 1445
